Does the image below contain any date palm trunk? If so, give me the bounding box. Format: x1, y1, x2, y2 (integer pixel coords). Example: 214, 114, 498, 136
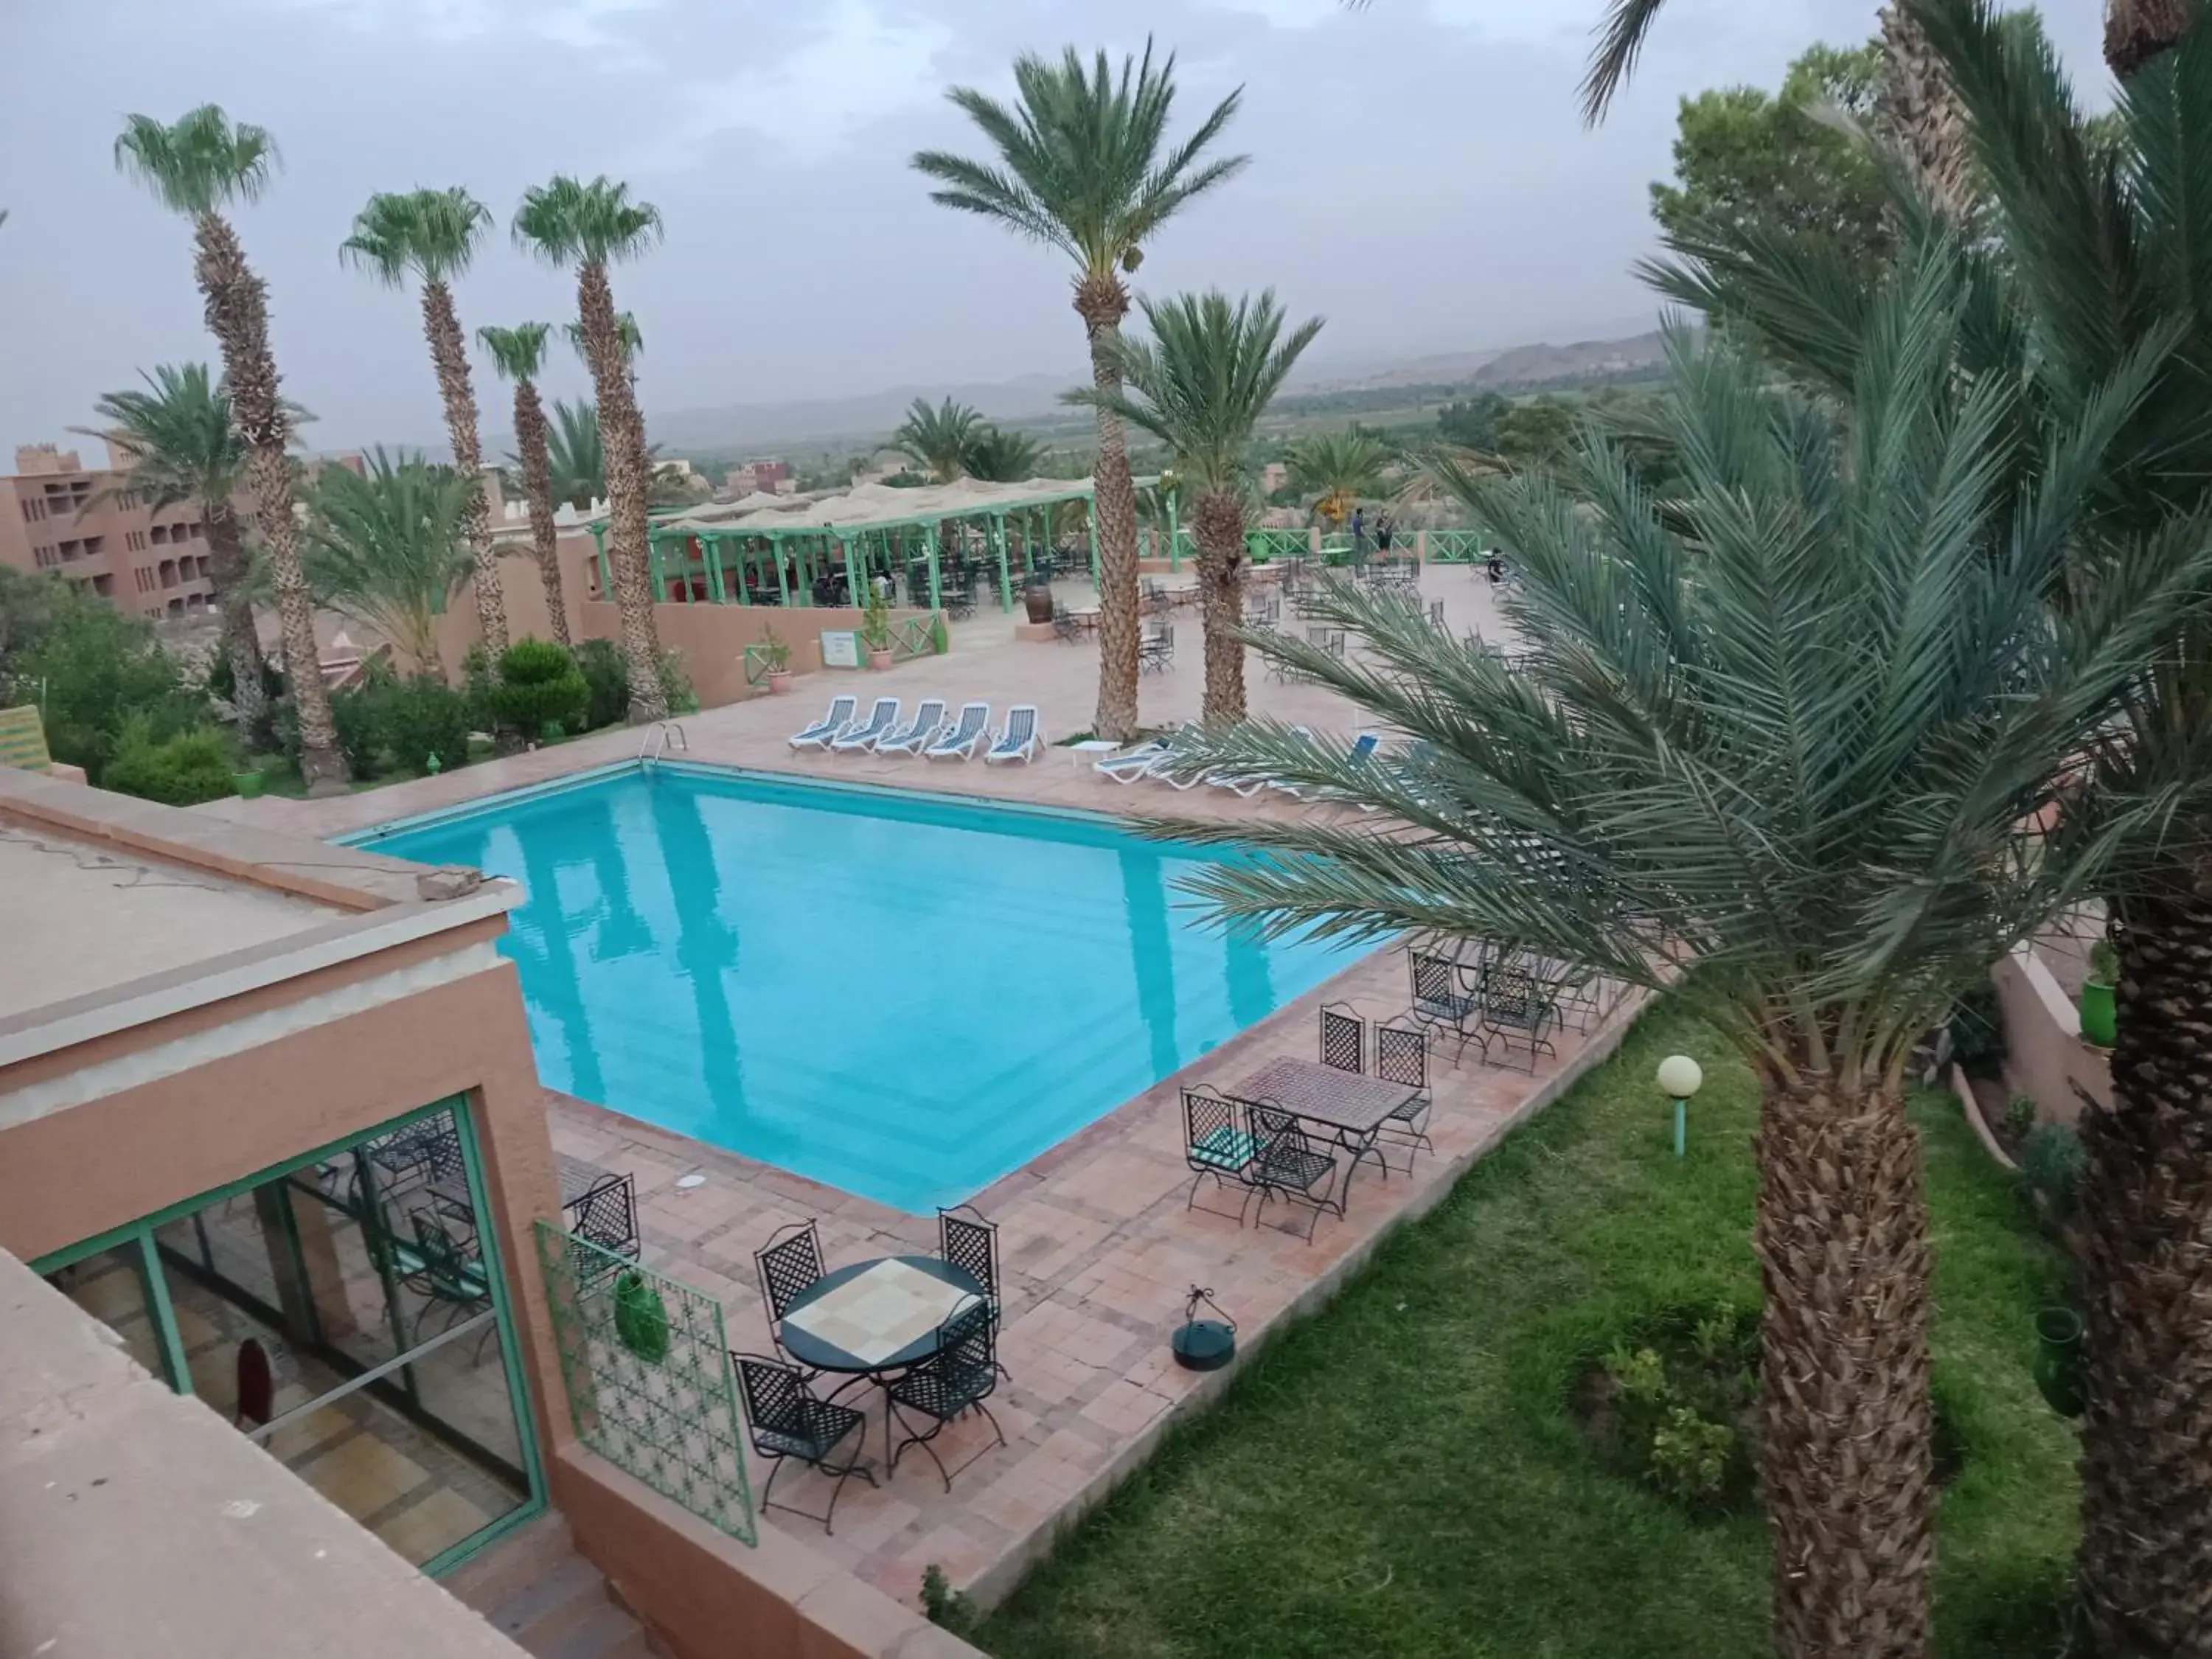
1879, 4, 1973, 223
422, 278, 507, 662
2075, 880, 2212, 1659
1192, 486, 1248, 725
204, 499, 268, 740
575, 260, 665, 723
194, 211, 346, 785
1756, 1073, 1936, 1659
2106, 0, 2197, 79
1078, 275, 1141, 744
512, 378, 570, 647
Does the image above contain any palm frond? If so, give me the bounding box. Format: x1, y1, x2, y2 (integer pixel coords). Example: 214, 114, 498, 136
114, 105, 279, 219
1580, 0, 1670, 125
477, 322, 552, 384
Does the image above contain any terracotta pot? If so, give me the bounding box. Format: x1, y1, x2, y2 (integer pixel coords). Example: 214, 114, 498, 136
1022, 584, 1056, 624
867, 648, 894, 672
766, 669, 793, 695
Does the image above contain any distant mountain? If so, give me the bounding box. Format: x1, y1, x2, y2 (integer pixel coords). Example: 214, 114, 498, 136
608, 327, 1672, 460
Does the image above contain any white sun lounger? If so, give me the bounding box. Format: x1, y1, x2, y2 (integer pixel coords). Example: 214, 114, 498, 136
1094, 740, 1173, 784
830, 697, 900, 754
925, 702, 991, 761
788, 694, 858, 752
875, 699, 948, 757
984, 704, 1043, 765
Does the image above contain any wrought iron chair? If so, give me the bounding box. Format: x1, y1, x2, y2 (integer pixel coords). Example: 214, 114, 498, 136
1407, 947, 1480, 1060
732, 1352, 877, 1534
1374, 1019, 1436, 1167
566, 1174, 640, 1270
1246, 1102, 1341, 1244
408, 1212, 497, 1356
1320, 1001, 1366, 1075
1475, 962, 1561, 1074
1183, 1085, 1259, 1222
1138, 623, 1175, 673
937, 1204, 1010, 1380
754, 1220, 827, 1369
886, 1298, 1006, 1492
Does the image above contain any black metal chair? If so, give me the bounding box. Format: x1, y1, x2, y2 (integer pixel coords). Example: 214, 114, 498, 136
1374, 1019, 1436, 1167
1407, 948, 1479, 1060
754, 1220, 827, 1368
1139, 623, 1175, 673
1246, 1101, 1341, 1243
938, 1205, 1010, 1380
732, 1352, 876, 1534
1475, 963, 1561, 1074
1183, 1085, 1258, 1222
1320, 1001, 1366, 1075
886, 1298, 1006, 1492
567, 1174, 640, 1268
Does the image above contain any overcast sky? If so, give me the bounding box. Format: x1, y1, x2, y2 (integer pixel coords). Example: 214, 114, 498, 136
0, 0, 2108, 453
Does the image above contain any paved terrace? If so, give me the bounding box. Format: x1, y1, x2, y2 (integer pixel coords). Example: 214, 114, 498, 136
189, 568, 1641, 1608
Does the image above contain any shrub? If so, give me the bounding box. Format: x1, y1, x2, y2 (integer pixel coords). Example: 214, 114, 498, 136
2004, 1093, 2038, 1143
2020, 1122, 2086, 1223
2088, 938, 2119, 985
919, 1566, 978, 1635
102, 718, 237, 806
656, 646, 698, 714
380, 675, 472, 773
1649, 1407, 1736, 1506
1947, 978, 2006, 1069
490, 637, 589, 741
326, 684, 386, 777
574, 638, 629, 729
1587, 1304, 1759, 1516
6, 588, 210, 784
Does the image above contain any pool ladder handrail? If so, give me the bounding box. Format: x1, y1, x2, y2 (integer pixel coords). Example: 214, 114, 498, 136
639, 720, 688, 766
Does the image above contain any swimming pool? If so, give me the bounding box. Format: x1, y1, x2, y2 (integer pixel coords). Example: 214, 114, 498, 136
355, 764, 1353, 1212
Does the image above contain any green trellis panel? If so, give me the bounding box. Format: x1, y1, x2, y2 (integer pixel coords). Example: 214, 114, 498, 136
533, 1222, 757, 1545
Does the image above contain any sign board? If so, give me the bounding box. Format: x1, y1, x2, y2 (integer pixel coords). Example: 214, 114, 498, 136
0, 704, 52, 771
818, 629, 861, 670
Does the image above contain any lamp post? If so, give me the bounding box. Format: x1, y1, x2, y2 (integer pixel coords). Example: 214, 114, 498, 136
1657, 1054, 1703, 1158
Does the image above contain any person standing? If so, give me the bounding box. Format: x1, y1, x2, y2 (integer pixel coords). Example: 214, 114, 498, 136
1376, 510, 1395, 557
1351, 505, 1367, 561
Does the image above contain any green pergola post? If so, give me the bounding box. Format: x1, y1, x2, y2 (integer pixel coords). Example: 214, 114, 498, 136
772, 537, 792, 608
588, 524, 611, 601
992, 512, 1012, 612
841, 534, 861, 605
647, 530, 667, 602
708, 535, 729, 604
1166, 492, 1180, 572
925, 521, 942, 611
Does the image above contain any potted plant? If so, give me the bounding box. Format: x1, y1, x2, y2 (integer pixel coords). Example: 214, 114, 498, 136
232, 768, 266, 799
1021, 571, 1056, 625
860, 583, 894, 670
612, 1269, 671, 1364
759, 624, 793, 695
2080, 937, 2118, 1048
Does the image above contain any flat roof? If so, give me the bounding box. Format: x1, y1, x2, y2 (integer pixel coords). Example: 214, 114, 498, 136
0, 824, 343, 1023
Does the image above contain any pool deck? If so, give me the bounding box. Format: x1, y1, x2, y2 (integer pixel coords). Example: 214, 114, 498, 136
187, 568, 1644, 1608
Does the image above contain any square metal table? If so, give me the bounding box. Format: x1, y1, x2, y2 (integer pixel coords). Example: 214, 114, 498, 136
1231, 1055, 1420, 1205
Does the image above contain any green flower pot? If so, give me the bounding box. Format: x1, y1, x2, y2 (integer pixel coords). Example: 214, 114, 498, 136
232, 771, 265, 799
2079, 978, 2117, 1049
612, 1270, 671, 1365
2033, 1306, 2084, 1419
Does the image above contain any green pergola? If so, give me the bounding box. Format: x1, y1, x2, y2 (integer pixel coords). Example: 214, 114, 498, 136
585, 478, 1138, 615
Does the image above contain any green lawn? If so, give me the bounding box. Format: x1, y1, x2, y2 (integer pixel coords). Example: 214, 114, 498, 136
977, 1007, 2079, 1659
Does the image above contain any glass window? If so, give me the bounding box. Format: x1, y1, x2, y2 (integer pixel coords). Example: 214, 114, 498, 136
38, 1099, 540, 1573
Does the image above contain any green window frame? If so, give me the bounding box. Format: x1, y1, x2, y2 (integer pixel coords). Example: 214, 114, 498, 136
29, 1093, 548, 1576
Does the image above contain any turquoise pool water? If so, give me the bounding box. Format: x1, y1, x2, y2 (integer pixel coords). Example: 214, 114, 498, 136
358, 765, 1352, 1212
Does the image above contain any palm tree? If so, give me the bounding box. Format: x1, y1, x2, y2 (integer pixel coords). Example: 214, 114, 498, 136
1155, 288, 2212, 1659
512, 175, 666, 723
963, 423, 1048, 482
114, 106, 347, 785
891, 397, 984, 482
564, 311, 641, 364
1072, 291, 1322, 724
1284, 428, 1393, 526
543, 399, 606, 512
914, 42, 1249, 742
77, 365, 268, 734
479, 323, 569, 647
299, 449, 474, 677
339, 187, 507, 660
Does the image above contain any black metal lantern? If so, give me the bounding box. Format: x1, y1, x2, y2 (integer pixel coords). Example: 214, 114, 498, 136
1171, 1284, 1237, 1371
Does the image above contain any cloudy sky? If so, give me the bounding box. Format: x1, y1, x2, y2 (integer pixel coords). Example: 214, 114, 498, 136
0, 0, 2107, 452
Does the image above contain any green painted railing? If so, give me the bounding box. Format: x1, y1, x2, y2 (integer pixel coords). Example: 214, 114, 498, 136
888, 613, 950, 664
1426, 529, 1486, 563
1245, 528, 1310, 563
535, 1222, 756, 1545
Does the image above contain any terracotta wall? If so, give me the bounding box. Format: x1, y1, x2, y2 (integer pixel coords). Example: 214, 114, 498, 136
1993, 945, 2112, 1126
431, 536, 940, 711
553, 1448, 982, 1659
0, 961, 568, 1463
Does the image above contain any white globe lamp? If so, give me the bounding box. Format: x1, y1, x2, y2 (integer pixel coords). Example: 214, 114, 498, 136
1658, 1054, 1704, 1158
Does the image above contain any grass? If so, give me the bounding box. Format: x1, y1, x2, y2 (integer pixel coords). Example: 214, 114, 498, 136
975, 1006, 2079, 1659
